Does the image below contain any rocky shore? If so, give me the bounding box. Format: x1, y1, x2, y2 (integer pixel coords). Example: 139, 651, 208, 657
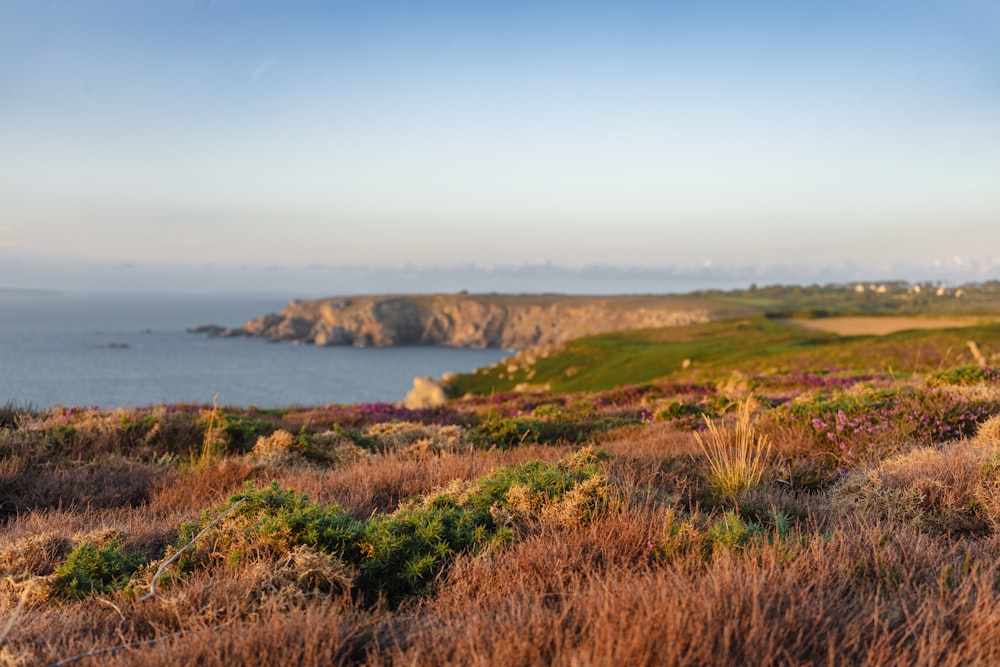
192, 293, 714, 349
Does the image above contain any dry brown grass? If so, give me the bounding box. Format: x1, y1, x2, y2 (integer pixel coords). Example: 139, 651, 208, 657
831, 425, 1000, 535
263, 444, 573, 517
250, 429, 370, 469
1, 456, 166, 520
8, 405, 1000, 666
364, 422, 472, 456
377, 516, 1000, 667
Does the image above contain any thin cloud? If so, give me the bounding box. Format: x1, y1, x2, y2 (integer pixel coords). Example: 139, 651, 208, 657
251, 58, 276, 81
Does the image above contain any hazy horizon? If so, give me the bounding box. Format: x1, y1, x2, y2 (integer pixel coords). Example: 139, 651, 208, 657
2, 260, 997, 299
3, 1, 999, 286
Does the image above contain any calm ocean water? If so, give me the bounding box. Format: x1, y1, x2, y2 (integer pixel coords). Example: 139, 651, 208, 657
0, 294, 511, 409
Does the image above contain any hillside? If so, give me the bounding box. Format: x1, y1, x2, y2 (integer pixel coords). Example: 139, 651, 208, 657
446, 316, 1000, 396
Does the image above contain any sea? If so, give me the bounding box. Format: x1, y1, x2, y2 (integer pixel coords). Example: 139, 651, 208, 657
0, 294, 511, 409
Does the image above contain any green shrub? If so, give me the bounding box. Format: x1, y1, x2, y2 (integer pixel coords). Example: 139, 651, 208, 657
220, 413, 274, 451
463, 449, 609, 513
357, 496, 495, 603
470, 416, 625, 449
171, 451, 612, 606
929, 365, 1000, 387
530, 405, 576, 421
707, 511, 763, 551
176, 482, 363, 562
53, 538, 147, 599
654, 400, 709, 430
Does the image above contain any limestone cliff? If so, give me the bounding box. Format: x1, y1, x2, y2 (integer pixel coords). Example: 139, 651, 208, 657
208, 294, 715, 349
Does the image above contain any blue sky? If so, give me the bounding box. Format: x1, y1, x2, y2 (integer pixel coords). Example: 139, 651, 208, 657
2, 0, 999, 292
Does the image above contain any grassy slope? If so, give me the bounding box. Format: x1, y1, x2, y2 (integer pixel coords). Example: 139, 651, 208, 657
444, 282, 1000, 396
448, 317, 1000, 395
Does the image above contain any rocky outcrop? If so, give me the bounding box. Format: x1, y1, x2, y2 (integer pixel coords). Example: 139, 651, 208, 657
402, 376, 450, 409
199, 293, 715, 349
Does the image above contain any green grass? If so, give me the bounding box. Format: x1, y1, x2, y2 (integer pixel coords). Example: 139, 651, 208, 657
447, 317, 1000, 396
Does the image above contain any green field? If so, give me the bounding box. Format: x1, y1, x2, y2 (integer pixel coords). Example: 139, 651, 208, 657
447, 316, 1000, 395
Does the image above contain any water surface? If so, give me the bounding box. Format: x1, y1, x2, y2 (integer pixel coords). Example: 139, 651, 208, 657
0, 294, 509, 408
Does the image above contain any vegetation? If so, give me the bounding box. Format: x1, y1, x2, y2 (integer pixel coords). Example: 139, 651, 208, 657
53, 538, 148, 599
695, 279, 1000, 317
5, 288, 1000, 664
693, 400, 771, 500
446, 316, 1000, 395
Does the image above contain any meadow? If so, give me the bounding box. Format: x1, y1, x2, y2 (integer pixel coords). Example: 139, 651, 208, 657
4, 287, 1000, 666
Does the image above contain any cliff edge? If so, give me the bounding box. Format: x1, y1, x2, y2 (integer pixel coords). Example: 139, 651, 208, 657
206, 293, 715, 349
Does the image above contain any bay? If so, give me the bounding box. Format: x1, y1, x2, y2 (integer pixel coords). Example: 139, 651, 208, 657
0, 294, 511, 409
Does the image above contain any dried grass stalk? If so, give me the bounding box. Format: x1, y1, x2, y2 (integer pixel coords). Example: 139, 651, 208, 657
694, 399, 771, 500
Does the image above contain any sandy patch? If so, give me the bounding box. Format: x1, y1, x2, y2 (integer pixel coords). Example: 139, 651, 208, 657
790, 316, 985, 336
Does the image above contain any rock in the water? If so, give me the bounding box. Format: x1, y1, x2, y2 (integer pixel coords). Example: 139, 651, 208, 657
188, 324, 227, 336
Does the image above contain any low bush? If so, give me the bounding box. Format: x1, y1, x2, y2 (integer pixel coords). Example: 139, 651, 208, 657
779, 387, 1000, 467
0, 400, 35, 429
654, 507, 794, 564
831, 436, 1000, 535
470, 415, 630, 449
654, 400, 710, 430
929, 365, 1000, 387
52, 537, 147, 599
166, 450, 612, 606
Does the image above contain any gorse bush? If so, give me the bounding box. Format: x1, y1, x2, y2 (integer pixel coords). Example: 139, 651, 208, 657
470, 415, 631, 449
461, 450, 609, 513
168, 450, 612, 605
174, 483, 363, 569
251, 428, 371, 468
357, 496, 496, 603
198, 406, 275, 459
53, 538, 147, 599
831, 437, 1000, 536
706, 510, 763, 551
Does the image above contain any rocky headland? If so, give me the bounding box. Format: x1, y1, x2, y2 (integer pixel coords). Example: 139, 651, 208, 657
195, 293, 716, 349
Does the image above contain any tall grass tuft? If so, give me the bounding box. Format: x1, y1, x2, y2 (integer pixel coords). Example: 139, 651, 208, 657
694, 398, 771, 500
196, 393, 226, 470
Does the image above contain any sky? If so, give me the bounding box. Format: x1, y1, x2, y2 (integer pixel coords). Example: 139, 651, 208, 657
1, 0, 999, 294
